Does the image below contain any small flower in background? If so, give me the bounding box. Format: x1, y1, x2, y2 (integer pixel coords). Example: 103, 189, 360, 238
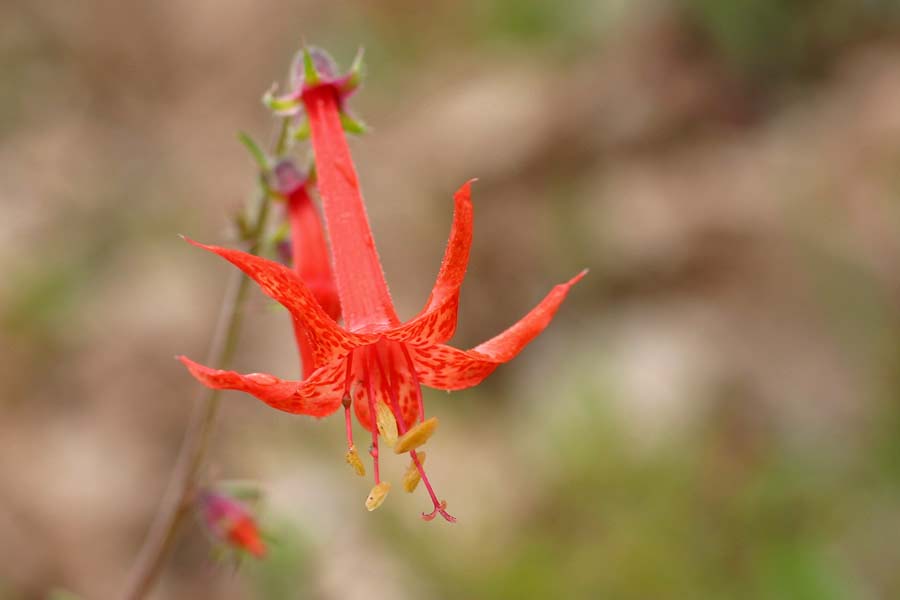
271, 159, 340, 323
198, 488, 266, 559
271, 159, 341, 378
179, 47, 585, 523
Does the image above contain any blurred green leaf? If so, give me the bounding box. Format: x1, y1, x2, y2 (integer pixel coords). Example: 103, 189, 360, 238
246, 519, 314, 600
46, 590, 82, 600
238, 131, 270, 172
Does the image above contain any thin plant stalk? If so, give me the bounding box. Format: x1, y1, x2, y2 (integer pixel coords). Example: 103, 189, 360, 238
121, 120, 289, 600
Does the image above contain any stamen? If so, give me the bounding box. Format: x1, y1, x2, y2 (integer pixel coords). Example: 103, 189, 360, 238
402, 451, 425, 492
342, 353, 360, 475
375, 401, 398, 448
364, 349, 381, 484
343, 396, 363, 475
409, 449, 455, 523
394, 417, 439, 454
422, 500, 450, 522
373, 348, 455, 523
345, 444, 365, 477
365, 481, 391, 511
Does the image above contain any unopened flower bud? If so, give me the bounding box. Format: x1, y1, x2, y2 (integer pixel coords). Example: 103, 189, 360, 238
265, 46, 368, 136
198, 489, 266, 558
272, 160, 309, 197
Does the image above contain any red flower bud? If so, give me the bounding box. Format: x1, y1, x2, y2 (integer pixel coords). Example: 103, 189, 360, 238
198, 489, 266, 558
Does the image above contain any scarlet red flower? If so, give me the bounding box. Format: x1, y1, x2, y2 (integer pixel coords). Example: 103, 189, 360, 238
180, 48, 584, 522
198, 489, 266, 558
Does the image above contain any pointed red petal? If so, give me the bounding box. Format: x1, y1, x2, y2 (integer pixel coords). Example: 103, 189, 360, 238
179, 355, 346, 416
471, 270, 586, 361
385, 181, 474, 346
302, 86, 399, 331
407, 344, 500, 391
184, 238, 374, 366
410, 270, 586, 390
292, 317, 317, 379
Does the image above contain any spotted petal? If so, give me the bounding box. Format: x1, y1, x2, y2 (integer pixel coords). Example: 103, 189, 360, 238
185, 239, 375, 366
350, 342, 421, 432
412, 270, 586, 390
179, 356, 347, 416
386, 180, 474, 346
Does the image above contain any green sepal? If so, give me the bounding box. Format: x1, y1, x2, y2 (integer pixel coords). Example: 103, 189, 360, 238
340, 47, 366, 94
301, 47, 320, 86
237, 131, 270, 173
262, 85, 301, 116
340, 111, 368, 135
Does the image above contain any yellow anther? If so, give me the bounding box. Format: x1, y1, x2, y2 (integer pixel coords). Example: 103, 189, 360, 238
402, 452, 425, 493
345, 445, 366, 477
394, 417, 439, 454
365, 481, 391, 511
374, 401, 398, 448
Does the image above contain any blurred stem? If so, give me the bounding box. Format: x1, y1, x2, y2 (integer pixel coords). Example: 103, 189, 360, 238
121, 119, 289, 600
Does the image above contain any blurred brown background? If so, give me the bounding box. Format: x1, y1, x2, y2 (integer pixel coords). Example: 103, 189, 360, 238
3, 0, 900, 598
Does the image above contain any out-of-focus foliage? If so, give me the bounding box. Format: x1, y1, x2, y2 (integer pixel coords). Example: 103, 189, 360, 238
245, 521, 315, 600
680, 0, 900, 81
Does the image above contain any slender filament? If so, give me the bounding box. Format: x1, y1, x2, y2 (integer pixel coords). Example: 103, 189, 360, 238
374, 344, 455, 522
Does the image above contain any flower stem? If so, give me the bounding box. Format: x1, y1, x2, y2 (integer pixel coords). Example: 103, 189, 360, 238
121, 120, 288, 600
